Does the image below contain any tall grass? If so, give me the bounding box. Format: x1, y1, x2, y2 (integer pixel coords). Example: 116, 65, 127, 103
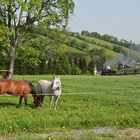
0, 75, 140, 134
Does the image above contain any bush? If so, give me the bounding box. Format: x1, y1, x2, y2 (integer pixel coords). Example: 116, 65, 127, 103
71, 66, 82, 75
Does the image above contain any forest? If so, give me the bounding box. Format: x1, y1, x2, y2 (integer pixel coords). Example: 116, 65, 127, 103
0, 26, 140, 75
0, 0, 140, 76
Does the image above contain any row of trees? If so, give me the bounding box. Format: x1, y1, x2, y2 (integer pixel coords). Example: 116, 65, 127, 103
67, 39, 89, 51
4, 48, 98, 75
71, 34, 127, 55
81, 30, 132, 48
0, 26, 112, 76
1, 24, 103, 76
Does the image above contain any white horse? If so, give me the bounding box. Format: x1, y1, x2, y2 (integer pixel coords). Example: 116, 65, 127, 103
37, 76, 61, 110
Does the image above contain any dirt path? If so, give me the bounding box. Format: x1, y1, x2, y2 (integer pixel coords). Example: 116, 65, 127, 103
1, 127, 140, 140
33, 127, 140, 139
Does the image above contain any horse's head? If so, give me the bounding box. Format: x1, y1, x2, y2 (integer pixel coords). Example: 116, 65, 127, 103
52, 76, 61, 92
33, 95, 41, 107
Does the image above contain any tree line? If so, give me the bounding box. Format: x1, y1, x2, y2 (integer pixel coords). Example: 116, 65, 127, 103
1, 25, 139, 76
1, 1, 139, 77
81, 30, 133, 48
0, 49, 98, 76
0, 24, 101, 75
69, 34, 127, 55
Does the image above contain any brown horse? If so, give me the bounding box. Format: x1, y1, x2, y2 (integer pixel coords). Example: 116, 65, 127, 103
0, 79, 38, 106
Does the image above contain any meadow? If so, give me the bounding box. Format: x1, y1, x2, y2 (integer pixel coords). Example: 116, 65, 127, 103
0, 75, 140, 139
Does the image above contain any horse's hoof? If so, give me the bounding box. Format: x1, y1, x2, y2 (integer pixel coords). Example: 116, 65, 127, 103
16, 105, 20, 108
17, 105, 22, 108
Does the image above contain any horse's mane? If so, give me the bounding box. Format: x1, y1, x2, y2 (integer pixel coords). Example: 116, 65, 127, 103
28, 82, 37, 96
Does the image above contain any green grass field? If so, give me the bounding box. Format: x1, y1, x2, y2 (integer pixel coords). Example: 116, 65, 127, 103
67, 34, 140, 60
70, 36, 117, 58
0, 75, 140, 139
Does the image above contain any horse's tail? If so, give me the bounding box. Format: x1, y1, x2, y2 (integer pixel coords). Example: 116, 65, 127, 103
28, 82, 37, 96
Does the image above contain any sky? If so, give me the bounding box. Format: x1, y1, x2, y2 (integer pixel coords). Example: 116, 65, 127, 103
68, 0, 140, 43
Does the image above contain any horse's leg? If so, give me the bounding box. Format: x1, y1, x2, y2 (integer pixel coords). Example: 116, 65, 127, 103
23, 94, 28, 106
0, 89, 4, 95
19, 95, 23, 106
49, 96, 54, 108
54, 95, 60, 110
41, 95, 45, 106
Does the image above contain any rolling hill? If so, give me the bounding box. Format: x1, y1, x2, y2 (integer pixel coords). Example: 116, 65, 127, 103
63, 32, 140, 62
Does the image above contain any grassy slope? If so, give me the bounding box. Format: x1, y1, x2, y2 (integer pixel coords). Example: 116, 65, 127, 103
62, 44, 87, 55
81, 35, 126, 50
67, 35, 140, 58
0, 75, 140, 135
82, 35, 140, 57
34, 31, 139, 60
68, 36, 118, 59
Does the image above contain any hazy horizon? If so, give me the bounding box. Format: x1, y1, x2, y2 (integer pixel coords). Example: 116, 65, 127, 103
69, 0, 140, 44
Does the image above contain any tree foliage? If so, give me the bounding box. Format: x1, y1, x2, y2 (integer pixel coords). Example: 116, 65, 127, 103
0, 0, 74, 78
81, 30, 131, 48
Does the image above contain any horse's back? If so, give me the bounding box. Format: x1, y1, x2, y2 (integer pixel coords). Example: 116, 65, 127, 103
0, 80, 11, 93
37, 80, 52, 94
0, 79, 14, 89
38, 80, 52, 88
14, 80, 32, 94
0, 79, 31, 94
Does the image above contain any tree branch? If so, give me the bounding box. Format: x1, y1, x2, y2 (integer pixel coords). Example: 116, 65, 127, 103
7, 3, 12, 30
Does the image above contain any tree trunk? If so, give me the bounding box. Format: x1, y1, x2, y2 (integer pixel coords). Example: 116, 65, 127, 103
6, 46, 16, 79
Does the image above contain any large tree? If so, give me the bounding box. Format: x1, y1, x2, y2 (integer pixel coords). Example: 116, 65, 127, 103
0, 0, 74, 79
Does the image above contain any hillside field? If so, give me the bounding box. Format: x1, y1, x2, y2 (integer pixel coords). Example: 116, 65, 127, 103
0, 75, 140, 139
66, 34, 140, 58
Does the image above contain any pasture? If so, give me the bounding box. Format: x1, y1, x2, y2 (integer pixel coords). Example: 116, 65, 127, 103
0, 75, 140, 139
